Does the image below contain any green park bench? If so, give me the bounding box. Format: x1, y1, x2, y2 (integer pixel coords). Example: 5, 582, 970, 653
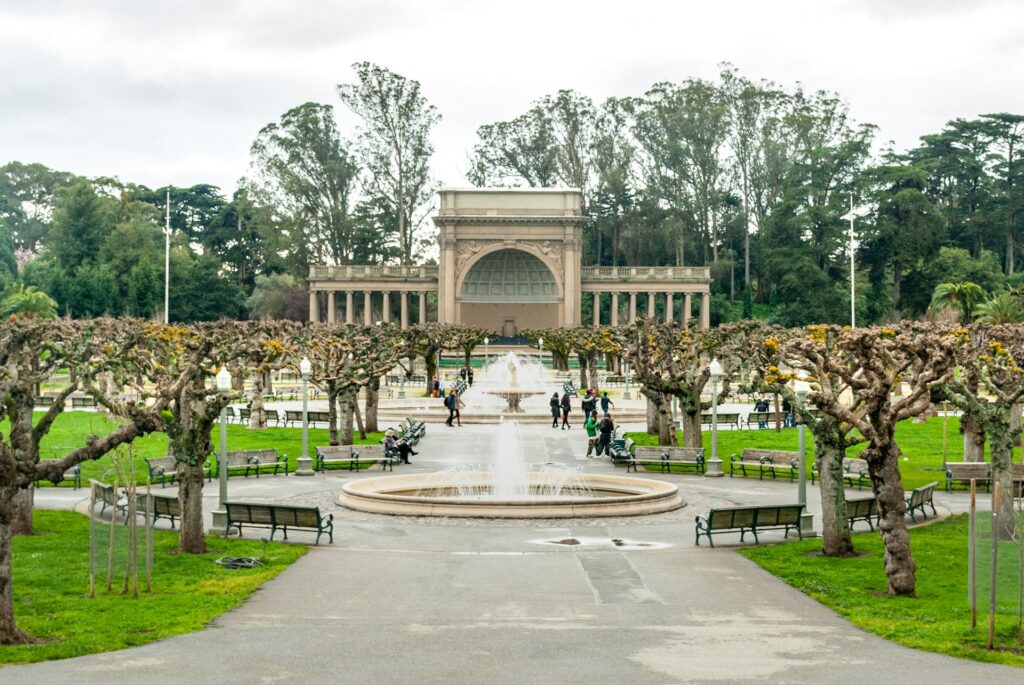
905, 482, 938, 522
145, 456, 214, 487
811, 457, 871, 490
36, 464, 81, 489
218, 448, 289, 478
137, 492, 181, 528
845, 496, 878, 531
700, 412, 741, 430
224, 502, 333, 545
729, 449, 801, 481
695, 504, 805, 547
627, 446, 705, 474
744, 411, 786, 429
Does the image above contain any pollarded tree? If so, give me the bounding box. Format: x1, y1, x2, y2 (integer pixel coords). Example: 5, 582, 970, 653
0, 318, 177, 644
811, 323, 958, 595
407, 323, 466, 394
570, 326, 620, 394
522, 328, 574, 372
941, 324, 1024, 537
449, 326, 491, 373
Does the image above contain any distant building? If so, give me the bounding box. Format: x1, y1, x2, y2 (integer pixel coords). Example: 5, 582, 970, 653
308, 188, 712, 337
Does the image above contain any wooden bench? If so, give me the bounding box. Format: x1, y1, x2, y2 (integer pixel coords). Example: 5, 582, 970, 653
137, 492, 181, 528
145, 456, 213, 487
745, 411, 786, 429
905, 482, 938, 522
224, 502, 333, 545
701, 412, 741, 430
224, 406, 238, 423
283, 410, 332, 427
627, 446, 705, 474
695, 504, 805, 547
729, 449, 801, 481
36, 395, 57, 407
71, 396, 97, 408
36, 464, 81, 489
90, 480, 128, 521
811, 457, 871, 490
942, 462, 1024, 492
315, 444, 395, 472
218, 449, 289, 478
845, 496, 878, 531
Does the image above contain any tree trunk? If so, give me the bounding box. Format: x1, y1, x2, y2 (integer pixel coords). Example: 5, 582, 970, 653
773, 394, 782, 433
263, 369, 273, 396
646, 395, 660, 435
365, 378, 379, 433
863, 440, 916, 596
327, 383, 339, 446
176, 462, 206, 554
10, 488, 32, 537
0, 502, 34, 644
961, 412, 985, 462
578, 354, 588, 390
656, 396, 676, 447
425, 351, 437, 395
987, 422, 1018, 539
682, 409, 703, 448
589, 356, 599, 394
814, 426, 854, 557
340, 392, 355, 445
248, 371, 267, 430
353, 394, 366, 440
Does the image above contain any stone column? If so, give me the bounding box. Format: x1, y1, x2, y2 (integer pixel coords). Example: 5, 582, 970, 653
647, 292, 656, 318
327, 291, 336, 324
345, 291, 354, 324
611, 293, 619, 326
700, 292, 710, 330
419, 292, 427, 324
628, 292, 637, 323
684, 293, 692, 326
309, 290, 319, 322
363, 291, 371, 325
400, 292, 409, 329
592, 292, 600, 325
665, 292, 673, 323
382, 291, 391, 323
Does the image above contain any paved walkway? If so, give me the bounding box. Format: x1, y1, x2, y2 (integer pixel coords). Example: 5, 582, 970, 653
7, 421, 1020, 684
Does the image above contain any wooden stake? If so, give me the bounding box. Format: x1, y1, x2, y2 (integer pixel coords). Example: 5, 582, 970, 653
989, 481, 1001, 650
969, 479, 977, 629
88, 480, 95, 598
106, 481, 117, 592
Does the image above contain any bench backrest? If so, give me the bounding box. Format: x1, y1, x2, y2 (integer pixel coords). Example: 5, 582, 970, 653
139, 493, 180, 516
353, 444, 387, 459
316, 445, 355, 458
708, 507, 758, 530
272, 505, 321, 528
90, 479, 116, 504
702, 412, 740, 423
226, 502, 275, 525
755, 505, 803, 526
264, 409, 280, 421
842, 457, 869, 474
309, 411, 331, 422
146, 457, 177, 472
846, 497, 877, 518
225, 449, 279, 466
741, 449, 798, 464
909, 482, 937, 507
947, 462, 991, 479
286, 410, 303, 422
634, 446, 703, 462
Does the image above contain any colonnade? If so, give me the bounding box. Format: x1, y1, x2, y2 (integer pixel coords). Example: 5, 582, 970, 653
308, 290, 430, 329
589, 291, 710, 330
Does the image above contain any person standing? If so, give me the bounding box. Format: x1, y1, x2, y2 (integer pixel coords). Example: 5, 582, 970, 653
600, 391, 614, 415
467, 369, 474, 387
549, 392, 560, 428
445, 391, 456, 427
754, 393, 769, 429
581, 390, 595, 419
596, 413, 615, 456
560, 392, 572, 429
584, 410, 599, 457
454, 389, 465, 427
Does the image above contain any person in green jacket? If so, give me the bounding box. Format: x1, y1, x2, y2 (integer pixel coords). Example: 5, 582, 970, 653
584, 410, 599, 457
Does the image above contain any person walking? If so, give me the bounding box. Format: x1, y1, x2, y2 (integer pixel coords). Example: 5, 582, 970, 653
600, 391, 615, 415
467, 369, 474, 387
560, 392, 572, 429
581, 390, 595, 419
584, 410, 599, 457
445, 391, 456, 427
454, 389, 465, 427
596, 413, 615, 457
549, 392, 560, 428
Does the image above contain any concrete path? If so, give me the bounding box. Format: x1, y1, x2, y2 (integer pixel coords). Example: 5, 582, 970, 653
6, 422, 1019, 684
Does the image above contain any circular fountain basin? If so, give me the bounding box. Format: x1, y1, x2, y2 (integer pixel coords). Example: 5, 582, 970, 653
337, 472, 683, 518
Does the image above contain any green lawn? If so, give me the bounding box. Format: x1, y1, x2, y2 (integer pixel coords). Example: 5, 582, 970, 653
19, 412, 385, 486
1, 510, 306, 664
740, 515, 1024, 668
627, 415, 983, 489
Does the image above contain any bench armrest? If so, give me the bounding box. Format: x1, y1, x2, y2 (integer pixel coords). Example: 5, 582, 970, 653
729, 454, 742, 463
759, 456, 774, 464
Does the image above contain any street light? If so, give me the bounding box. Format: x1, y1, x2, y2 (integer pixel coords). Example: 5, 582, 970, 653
484, 337, 489, 369
623, 359, 631, 400
163, 188, 171, 324
212, 365, 232, 532
295, 356, 314, 476
538, 337, 544, 367
709, 358, 723, 467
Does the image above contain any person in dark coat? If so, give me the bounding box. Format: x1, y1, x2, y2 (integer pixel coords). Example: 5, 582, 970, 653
445, 392, 456, 426
550, 392, 560, 428
596, 413, 615, 456
600, 391, 614, 415
560, 392, 572, 429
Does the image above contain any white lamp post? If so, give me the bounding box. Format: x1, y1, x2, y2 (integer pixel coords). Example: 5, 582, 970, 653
484, 337, 489, 369
295, 356, 315, 476
623, 360, 632, 400
212, 365, 232, 532
538, 337, 544, 367
705, 359, 725, 477
794, 374, 816, 536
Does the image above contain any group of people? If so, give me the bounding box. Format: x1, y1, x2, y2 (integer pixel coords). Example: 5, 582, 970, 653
752, 393, 796, 428
550, 389, 618, 458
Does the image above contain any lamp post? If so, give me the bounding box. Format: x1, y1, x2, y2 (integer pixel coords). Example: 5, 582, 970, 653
794, 374, 816, 536
705, 359, 724, 477
295, 356, 315, 476
484, 337, 489, 369
212, 365, 231, 532
623, 360, 631, 400
538, 337, 544, 368
163, 188, 171, 324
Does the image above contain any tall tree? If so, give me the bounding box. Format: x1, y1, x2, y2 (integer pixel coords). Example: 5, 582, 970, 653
338, 62, 439, 264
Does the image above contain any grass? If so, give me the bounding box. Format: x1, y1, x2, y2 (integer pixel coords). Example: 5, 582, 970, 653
627, 415, 984, 489
16, 412, 385, 486
740, 515, 1024, 668
1, 510, 306, 664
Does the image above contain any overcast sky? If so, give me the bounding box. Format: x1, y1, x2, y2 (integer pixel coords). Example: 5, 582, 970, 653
1, 0, 1021, 193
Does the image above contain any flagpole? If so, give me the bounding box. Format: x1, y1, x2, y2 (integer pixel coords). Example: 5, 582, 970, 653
164, 188, 171, 324
849, 193, 855, 328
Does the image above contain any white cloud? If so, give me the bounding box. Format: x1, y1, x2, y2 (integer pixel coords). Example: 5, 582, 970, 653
0, 0, 1021, 191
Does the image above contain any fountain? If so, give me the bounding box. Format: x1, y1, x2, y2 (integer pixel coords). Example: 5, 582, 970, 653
337, 420, 684, 519
482, 353, 546, 413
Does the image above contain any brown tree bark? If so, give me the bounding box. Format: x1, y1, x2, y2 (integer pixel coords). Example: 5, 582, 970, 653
863, 439, 916, 596
814, 426, 854, 557
0, 499, 34, 644
248, 372, 268, 430
646, 395, 660, 435
327, 382, 340, 446
10, 489, 32, 537
987, 422, 1018, 539
682, 410, 703, 448
588, 356, 599, 394
365, 379, 379, 433
340, 392, 355, 445
578, 353, 588, 390
176, 463, 207, 554
961, 413, 985, 462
